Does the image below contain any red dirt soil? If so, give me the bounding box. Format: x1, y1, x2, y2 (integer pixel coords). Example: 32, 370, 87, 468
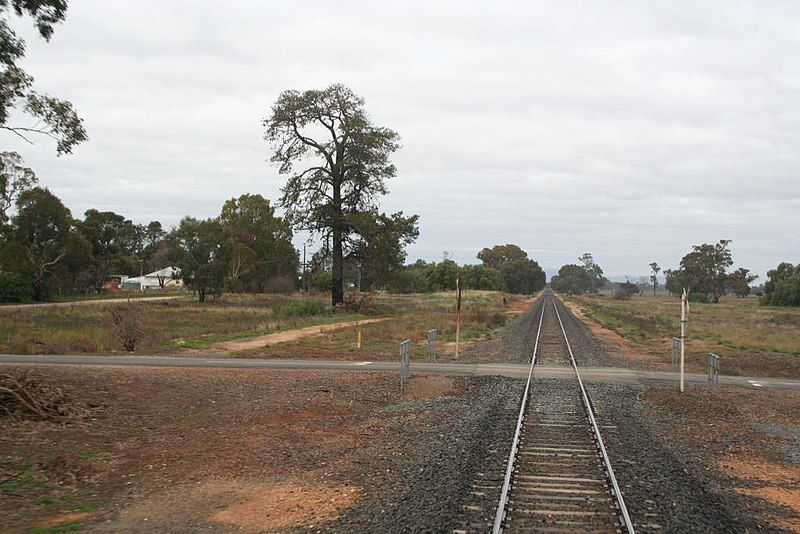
0, 365, 462, 532
644, 385, 800, 531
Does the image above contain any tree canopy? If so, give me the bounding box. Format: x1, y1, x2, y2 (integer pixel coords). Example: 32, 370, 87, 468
1, 1, 87, 154
477, 244, 546, 294
477, 244, 528, 269
219, 193, 298, 292
167, 217, 229, 303
0, 186, 89, 299
553, 253, 606, 295
665, 240, 736, 303
345, 209, 419, 289
761, 262, 800, 306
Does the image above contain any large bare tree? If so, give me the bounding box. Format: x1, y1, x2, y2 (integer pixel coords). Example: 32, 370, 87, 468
264, 84, 400, 306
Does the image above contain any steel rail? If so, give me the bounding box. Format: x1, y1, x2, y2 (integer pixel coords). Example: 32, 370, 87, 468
491, 296, 547, 534
551, 298, 636, 534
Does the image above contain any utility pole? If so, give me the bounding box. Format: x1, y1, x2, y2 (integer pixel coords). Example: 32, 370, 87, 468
302, 244, 307, 293
680, 287, 689, 393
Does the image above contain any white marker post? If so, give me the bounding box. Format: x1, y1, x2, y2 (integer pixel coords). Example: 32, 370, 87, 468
455, 278, 462, 360
680, 288, 689, 393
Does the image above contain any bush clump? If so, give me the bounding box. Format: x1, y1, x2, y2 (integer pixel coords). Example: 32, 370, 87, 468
109, 302, 150, 351
487, 311, 506, 329
761, 263, 800, 307
278, 298, 329, 317
0, 273, 33, 303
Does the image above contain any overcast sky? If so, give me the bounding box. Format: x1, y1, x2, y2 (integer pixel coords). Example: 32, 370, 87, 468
5, 0, 799, 278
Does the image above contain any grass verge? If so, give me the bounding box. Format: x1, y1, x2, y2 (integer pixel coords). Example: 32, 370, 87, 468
570, 292, 800, 378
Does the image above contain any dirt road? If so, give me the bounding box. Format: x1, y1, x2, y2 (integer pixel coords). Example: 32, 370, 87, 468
2, 354, 799, 389
0, 295, 184, 313
205, 317, 390, 354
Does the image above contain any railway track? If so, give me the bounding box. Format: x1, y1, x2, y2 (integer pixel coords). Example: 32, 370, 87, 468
470, 292, 635, 533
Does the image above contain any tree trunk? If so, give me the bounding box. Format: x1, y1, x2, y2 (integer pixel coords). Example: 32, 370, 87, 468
198, 287, 206, 303
331, 230, 344, 307
331, 177, 344, 308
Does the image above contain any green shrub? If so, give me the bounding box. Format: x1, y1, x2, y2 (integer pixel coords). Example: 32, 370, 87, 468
278, 298, 329, 317
762, 276, 800, 307
487, 311, 506, 329
460, 265, 505, 291
314, 271, 333, 292
0, 273, 33, 303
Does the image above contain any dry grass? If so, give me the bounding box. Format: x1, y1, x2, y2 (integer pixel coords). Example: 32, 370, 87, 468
571, 293, 800, 378
0, 294, 344, 355
0, 291, 522, 359
241, 291, 524, 361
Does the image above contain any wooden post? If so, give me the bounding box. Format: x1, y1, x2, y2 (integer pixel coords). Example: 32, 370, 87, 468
680, 288, 688, 393
357, 330, 362, 350
455, 278, 462, 360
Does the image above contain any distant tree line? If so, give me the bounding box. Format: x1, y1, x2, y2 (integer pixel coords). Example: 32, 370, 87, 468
550, 253, 607, 295
382, 244, 546, 294
549, 239, 798, 307
0, 161, 300, 302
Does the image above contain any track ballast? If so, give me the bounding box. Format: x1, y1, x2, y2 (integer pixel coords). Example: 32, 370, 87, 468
462, 292, 635, 533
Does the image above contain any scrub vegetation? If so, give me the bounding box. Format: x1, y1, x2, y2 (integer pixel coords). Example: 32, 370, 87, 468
0, 291, 522, 357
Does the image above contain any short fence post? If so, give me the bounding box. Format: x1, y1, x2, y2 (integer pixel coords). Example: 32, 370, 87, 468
427, 329, 437, 360
399, 340, 411, 389
672, 338, 681, 372
708, 353, 720, 389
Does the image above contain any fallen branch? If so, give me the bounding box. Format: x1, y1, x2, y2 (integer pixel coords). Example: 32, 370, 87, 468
0, 370, 88, 423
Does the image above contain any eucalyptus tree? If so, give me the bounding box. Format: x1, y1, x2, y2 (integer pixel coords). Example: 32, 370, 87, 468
219, 193, 297, 292
665, 240, 734, 303
649, 262, 661, 297
0, 151, 37, 225
1, 187, 89, 300
167, 217, 230, 303
264, 84, 401, 306
478, 244, 546, 294
1, 1, 87, 154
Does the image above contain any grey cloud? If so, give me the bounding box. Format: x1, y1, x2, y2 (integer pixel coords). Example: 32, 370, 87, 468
3, 0, 799, 279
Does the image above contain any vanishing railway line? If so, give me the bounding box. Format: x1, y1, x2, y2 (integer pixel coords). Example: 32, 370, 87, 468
458, 292, 635, 533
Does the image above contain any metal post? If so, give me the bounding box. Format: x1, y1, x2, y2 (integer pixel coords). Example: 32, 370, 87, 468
399, 340, 410, 389
708, 353, 720, 389
672, 338, 681, 372
405, 342, 410, 380
427, 329, 437, 360
680, 288, 688, 393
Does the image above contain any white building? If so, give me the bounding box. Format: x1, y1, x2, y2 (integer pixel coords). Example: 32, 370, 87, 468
121, 267, 182, 291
